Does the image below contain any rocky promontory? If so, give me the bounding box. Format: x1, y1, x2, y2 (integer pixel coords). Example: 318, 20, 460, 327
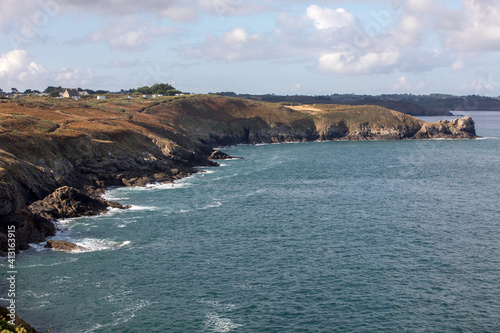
0, 95, 477, 254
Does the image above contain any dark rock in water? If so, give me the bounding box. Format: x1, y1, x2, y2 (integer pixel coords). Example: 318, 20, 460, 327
1, 211, 57, 254
28, 186, 129, 220
45, 239, 86, 252
209, 150, 242, 160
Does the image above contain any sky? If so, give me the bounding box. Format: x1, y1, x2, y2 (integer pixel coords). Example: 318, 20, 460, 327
0, 0, 500, 96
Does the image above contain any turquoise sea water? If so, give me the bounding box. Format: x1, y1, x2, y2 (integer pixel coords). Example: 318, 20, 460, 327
2, 111, 500, 332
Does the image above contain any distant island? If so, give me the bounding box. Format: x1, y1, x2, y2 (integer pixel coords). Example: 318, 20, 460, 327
0, 89, 478, 255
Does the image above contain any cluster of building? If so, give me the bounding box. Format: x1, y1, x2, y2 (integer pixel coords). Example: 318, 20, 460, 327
2, 88, 188, 100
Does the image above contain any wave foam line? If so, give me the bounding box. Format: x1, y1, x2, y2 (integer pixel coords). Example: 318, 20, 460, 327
68, 238, 130, 253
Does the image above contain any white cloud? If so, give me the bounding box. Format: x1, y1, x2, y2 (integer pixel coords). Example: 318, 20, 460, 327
306, 5, 356, 30
392, 76, 425, 91
108, 59, 138, 68
197, 0, 272, 17
444, 0, 500, 53
181, 4, 443, 75
0, 49, 108, 90
0, 0, 274, 38
5, 0, 500, 93
70, 21, 176, 51
318, 49, 400, 75
406, 0, 436, 14
459, 74, 499, 95
182, 28, 267, 61
394, 14, 426, 46
0, 50, 47, 89
451, 57, 465, 72
223, 28, 249, 44
0, 50, 29, 74
160, 7, 198, 22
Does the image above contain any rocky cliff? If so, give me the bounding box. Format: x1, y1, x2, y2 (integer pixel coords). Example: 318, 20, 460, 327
0, 95, 477, 255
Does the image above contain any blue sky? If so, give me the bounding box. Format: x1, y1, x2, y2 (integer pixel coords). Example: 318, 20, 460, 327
1, 0, 499, 96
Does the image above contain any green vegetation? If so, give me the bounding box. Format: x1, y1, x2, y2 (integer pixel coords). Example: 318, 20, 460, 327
136, 83, 181, 96
0, 314, 28, 333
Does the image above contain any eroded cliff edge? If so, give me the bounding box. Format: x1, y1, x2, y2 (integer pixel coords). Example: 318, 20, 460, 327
0, 95, 477, 255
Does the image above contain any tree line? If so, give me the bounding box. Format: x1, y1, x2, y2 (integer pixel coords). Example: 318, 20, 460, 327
135, 83, 181, 96
0, 83, 181, 97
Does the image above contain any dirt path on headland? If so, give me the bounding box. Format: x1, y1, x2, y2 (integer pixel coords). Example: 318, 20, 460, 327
287, 105, 324, 114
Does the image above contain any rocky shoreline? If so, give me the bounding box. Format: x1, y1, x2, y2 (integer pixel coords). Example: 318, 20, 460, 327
0, 96, 477, 255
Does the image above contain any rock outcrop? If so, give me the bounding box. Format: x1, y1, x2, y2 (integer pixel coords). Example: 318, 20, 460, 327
414, 116, 477, 139
28, 186, 128, 220
209, 150, 242, 160
44, 240, 86, 252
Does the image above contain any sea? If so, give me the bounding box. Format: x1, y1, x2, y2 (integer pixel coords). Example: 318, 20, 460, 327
1, 111, 500, 332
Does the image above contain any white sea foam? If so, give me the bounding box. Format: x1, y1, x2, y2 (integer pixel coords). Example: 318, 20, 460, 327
211, 173, 239, 182
146, 181, 194, 190
71, 238, 130, 252
20, 257, 79, 268
102, 192, 130, 201
28, 242, 49, 252
104, 207, 130, 217
204, 312, 243, 333
200, 299, 237, 311
129, 205, 158, 211
41, 238, 130, 253
168, 201, 222, 215
81, 299, 152, 333
196, 166, 216, 173
200, 201, 222, 210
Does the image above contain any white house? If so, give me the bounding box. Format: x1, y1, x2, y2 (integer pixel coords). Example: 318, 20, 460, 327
79, 91, 89, 96
63, 89, 80, 100
96, 96, 106, 100
143, 95, 149, 98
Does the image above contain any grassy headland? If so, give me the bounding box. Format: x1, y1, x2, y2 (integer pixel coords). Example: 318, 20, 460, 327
0, 94, 477, 254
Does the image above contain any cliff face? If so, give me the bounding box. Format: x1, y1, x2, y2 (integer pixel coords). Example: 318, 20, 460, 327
0, 95, 477, 254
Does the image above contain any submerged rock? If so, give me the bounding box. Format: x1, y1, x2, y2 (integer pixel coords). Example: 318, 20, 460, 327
209, 150, 243, 160
45, 239, 86, 252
